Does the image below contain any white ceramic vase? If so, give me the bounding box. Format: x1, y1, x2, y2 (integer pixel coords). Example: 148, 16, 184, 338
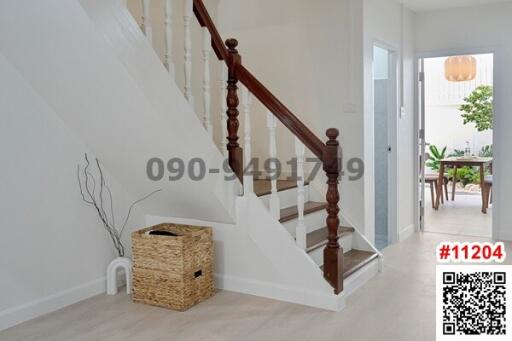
106, 257, 132, 295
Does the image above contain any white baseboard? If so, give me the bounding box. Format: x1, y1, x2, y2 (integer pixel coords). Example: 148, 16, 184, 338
214, 273, 345, 312
0, 277, 106, 331
214, 257, 381, 312
0, 269, 377, 331
399, 224, 415, 242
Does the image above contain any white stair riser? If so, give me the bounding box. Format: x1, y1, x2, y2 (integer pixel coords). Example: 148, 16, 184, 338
343, 257, 380, 298
308, 233, 353, 266
259, 185, 310, 210
282, 210, 327, 236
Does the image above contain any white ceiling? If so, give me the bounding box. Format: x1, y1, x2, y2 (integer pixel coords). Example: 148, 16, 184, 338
400, 0, 512, 12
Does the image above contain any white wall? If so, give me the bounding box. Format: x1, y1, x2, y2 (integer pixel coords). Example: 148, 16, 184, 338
363, 0, 416, 243
0, 54, 145, 330
0, 0, 237, 224
214, 0, 416, 243
0, 0, 238, 330
216, 0, 366, 231
415, 2, 512, 240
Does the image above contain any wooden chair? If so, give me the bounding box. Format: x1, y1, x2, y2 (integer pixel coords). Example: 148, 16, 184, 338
425, 174, 449, 209
423, 152, 448, 208
449, 165, 465, 201
483, 175, 493, 210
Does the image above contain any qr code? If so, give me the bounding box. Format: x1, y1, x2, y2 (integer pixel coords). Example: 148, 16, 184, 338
437, 266, 512, 340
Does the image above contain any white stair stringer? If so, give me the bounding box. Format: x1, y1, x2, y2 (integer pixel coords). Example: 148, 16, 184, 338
146, 193, 347, 312
147, 191, 380, 311
269, 173, 383, 287
80, 0, 242, 218
0, 0, 240, 223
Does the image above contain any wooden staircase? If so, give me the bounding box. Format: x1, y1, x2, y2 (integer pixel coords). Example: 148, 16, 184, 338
133, 0, 381, 296
254, 179, 378, 284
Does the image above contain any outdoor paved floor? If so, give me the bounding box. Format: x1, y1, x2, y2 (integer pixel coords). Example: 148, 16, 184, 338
425, 187, 492, 238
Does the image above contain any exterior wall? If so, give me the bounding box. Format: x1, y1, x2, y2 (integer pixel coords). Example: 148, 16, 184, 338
416, 2, 512, 240
424, 104, 493, 157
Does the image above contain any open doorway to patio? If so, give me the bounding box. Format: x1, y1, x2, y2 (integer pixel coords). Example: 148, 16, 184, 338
418, 53, 494, 238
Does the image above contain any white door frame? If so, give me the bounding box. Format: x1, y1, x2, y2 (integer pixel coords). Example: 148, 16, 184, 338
367, 41, 399, 247
417, 58, 426, 232
414, 47, 497, 239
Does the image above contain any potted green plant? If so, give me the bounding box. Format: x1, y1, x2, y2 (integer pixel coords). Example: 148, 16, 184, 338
426, 145, 447, 171
479, 145, 493, 158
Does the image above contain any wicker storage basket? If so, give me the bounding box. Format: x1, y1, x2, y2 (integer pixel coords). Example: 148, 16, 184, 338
131, 223, 214, 311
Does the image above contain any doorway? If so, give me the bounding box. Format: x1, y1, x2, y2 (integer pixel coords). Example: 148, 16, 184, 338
417, 53, 494, 238
373, 45, 395, 250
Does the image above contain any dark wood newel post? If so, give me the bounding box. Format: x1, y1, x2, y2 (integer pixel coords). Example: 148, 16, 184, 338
225, 38, 243, 183
323, 128, 343, 294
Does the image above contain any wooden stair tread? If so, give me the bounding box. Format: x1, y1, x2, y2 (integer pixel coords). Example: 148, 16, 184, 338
279, 202, 327, 223
342, 250, 379, 278
253, 179, 308, 197
320, 250, 378, 279
306, 226, 355, 252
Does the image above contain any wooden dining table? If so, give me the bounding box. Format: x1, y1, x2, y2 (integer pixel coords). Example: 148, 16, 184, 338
435, 157, 493, 213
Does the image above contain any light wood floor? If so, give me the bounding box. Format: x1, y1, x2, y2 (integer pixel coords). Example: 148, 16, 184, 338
1, 233, 510, 341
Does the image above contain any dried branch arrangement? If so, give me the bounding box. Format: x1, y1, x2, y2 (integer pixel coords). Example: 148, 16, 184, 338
78, 153, 161, 257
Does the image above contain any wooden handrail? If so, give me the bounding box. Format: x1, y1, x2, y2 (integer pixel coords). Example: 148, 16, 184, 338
191, 0, 342, 294
193, 0, 325, 161
237, 65, 325, 161
193, 0, 228, 61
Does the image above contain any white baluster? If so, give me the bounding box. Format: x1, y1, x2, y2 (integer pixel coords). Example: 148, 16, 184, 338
267, 111, 280, 220
184, 0, 194, 106
202, 28, 212, 136
295, 137, 306, 250
243, 87, 253, 195
164, 0, 175, 77
141, 0, 153, 44
220, 65, 228, 157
